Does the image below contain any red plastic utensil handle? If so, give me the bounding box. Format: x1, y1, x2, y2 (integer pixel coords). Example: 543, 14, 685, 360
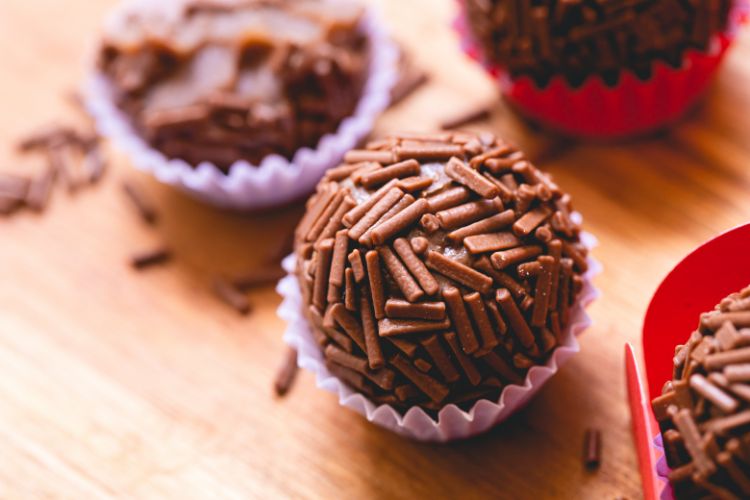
625, 343, 660, 500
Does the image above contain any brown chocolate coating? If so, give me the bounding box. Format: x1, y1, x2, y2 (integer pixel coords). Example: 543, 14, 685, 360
464, 0, 731, 87
294, 131, 588, 412
652, 284, 750, 499
98, 0, 369, 170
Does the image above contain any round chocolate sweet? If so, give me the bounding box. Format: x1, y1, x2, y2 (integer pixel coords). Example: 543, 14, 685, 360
98, 0, 369, 170
652, 284, 750, 499
463, 0, 731, 86
293, 131, 589, 411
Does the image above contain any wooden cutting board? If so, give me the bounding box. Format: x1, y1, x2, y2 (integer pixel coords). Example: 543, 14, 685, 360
2, 0, 749, 497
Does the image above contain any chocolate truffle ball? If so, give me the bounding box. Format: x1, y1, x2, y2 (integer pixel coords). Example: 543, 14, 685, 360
464, 0, 731, 86
652, 285, 750, 499
98, 0, 369, 170
293, 131, 589, 411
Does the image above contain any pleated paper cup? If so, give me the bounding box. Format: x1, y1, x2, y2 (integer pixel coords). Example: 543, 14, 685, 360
83, 1, 399, 210
277, 228, 600, 442
454, 0, 748, 139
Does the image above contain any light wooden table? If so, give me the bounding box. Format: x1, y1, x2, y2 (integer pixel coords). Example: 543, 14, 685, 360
2, 0, 749, 498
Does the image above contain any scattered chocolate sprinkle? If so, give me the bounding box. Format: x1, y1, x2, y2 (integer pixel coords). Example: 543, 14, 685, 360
233, 268, 287, 291
48, 144, 81, 193
0, 195, 22, 215
440, 105, 492, 130
83, 145, 107, 184
390, 54, 429, 106
0, 174, 30, 201
130, 247, 172, 270
122, 180, 157, 225
25, 167, 55, 213
274, 347, 299, 397
583, 428, 602, 470
214, 276, 251, 315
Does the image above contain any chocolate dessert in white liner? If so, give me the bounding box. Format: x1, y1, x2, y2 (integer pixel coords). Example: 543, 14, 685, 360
292, 131, 590, 412
85, 0, 399, 209
99, 0, 369, 170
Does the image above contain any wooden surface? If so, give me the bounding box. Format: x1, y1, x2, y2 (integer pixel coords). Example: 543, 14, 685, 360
2, 0, 750, 498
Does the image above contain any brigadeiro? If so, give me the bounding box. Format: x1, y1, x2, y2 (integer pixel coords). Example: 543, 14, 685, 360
277, 131, 599, 441
85, 0, 397, 209
456, 0, 745, 137
652, 284, 750, 499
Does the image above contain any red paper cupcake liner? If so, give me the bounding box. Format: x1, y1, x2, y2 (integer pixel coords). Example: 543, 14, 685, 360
455, 1, 747, 138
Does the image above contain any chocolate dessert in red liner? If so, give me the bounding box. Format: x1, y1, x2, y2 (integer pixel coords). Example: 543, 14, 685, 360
643, 223, 750, 498
456, 0, 747, 138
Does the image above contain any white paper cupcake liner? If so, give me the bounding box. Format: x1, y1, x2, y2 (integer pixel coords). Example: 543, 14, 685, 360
277, 226, 600, 442
82, 1, 399, 210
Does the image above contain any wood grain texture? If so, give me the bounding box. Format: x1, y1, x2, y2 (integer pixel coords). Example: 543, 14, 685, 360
2, 0, 750, 498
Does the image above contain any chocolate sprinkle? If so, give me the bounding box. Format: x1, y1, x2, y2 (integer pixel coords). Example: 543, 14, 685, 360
130, 247, 172, 270
274, 347, 299, 397
583, 428, 602, 470
214, 277, 252, 315
122, 181, 157, 225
